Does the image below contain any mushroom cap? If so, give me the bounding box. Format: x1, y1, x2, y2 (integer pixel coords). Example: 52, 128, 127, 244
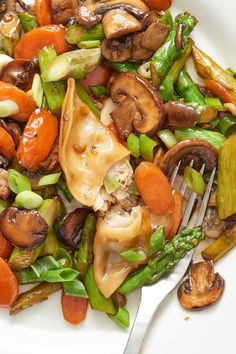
165, 101, 197, 128
101, 37, 132, 62
109, 72, 164, 138
177, 261, 225, 310
160, 139, 218, 175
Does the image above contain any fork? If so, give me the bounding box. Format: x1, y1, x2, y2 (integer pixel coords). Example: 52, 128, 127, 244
123, 162, 216, 354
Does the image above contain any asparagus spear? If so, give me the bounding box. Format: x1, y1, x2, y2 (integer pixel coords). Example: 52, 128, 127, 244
118, 227, 204, 294
108, 61, 138, 74
176, 69, 217, 122
74, 213, 97, 278
38, 46, 66, 117
151, 12, 197, 87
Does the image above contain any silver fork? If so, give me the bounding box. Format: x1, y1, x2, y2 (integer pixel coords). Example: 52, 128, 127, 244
124, 163, 216, 354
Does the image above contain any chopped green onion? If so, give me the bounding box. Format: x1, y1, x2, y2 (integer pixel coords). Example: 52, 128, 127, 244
53, 247, 72, 268
90, 85, 110, 97
219, 116, 236, 136
15, 191, 43, 209
132, 184, 140, 196
8, 169, 31, 194
108, 307, 130, 329
79, 23, 105, 42
120, 248, 146, 263
127, 133, 140, 158
38, 199, 59, 227
0, 100, 19, 117
40, 268, 78, 283
38, 172, 61, 187
227, 68, 236, 77
31, 73, 43, 108
104, 175, 121, 193
175, 128, 225, 151
149, 226, 165, 257
56, 175, 73, 202
137, 61, 151, 79
18, 11, 38, 32
157, 129, 177, 149
31, 256, 59, 277
76, 81, 100, 118
160, 10, 173, 27
139, 134, 158, 161
205, 97, 224, 111
16, 267, 41, 285
209, 117, 220, 129
0, 200, 7, 213
78, 40, 101, 49
63, 279, 89, 298
108, 62, 138, 74
184, 166, 205, 196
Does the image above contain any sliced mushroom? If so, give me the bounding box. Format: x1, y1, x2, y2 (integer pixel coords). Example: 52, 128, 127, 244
109, 73, 164, 138
0, 168, 10, 200
0, 155, 9, 169
160, 139, 218, 176
202, 207, 227, 239
132, 32, 153, 60
57, 208, 89, 249
102, 9, 142, 39
165, 101, 197, 128
0, 207, 48, 249
50, 0, 78, 24
75, 0, 148, 29
177, 261, 225, 310
0, 119, 21, 145
141, 22, 170, 51
101, 36, 132, 62
141, 10, 160, 27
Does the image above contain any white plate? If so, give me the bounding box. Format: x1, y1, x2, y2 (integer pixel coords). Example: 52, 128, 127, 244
1, 1, 236, 353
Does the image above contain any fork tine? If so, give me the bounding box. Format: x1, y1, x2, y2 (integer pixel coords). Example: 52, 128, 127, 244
179, 159, 194, 195
170, 160, 181, 187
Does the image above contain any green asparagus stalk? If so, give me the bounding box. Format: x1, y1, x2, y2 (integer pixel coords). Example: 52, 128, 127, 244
160, 10, 173, 27
107, 307, 130, 329
66, 23, 105, 45
38, 46, 66, 117
18, 11, 38, 32
76, 81, 100, 118
74, 213, 97, 277
118, 227, 204, 294
40, 227, 59, 257
108, 61, 139, 74
56, 174, 73, 202
159, 39, 192, 101
84, 265, 116, 314
151, 12, 197, 87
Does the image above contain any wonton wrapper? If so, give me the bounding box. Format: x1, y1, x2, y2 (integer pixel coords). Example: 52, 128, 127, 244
59, 78, 129, 207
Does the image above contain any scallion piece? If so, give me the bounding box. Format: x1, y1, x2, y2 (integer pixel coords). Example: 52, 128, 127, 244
18, 11, 38, 32
56, 175, 73, 202
132, 184, 140, 196
15, 191, 43, 209
157, 129, 177, 149
175, 128, 225, 151
31, 73, 43, 108
108, 307, 130, 329
91, 85, 110, 97
31, 256, 60, 277
63, 279, 89, 298
108, 62, 138, 74
8, 169, 31, 194
16, 267, 40, 285
79, 24, 105, 42
219, 116, 236, 136
78, 40, 101, 49
127, 133, 140, 158
104, 175, 121, 193
120, 248, 146, 263
184, 166, 205, 196
149, 226, 165, 257
160, 10, 173, 27
76, 81, 100, 118
0, 200, 7, 213
40, 268, 78, 283
38, 172, 61, 187
227, 68, 236, 77
53, 247, 72, 268
137, 61, 151, 79
205, 97, 224, 111
139, 134, 158, 161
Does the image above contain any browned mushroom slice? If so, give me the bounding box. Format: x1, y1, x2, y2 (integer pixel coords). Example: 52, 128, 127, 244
50, 0, 77, 24
75, 0, 102, 29
202, 207, 227, 239
165, 101, 197, 128
141, 22, 170, 51
0, 155, 9, 169
102, 9, 142, 39
160, 139, 218, 176
132, 32, 153, 60
0, 207, 48, 249
57, 208, 89, 249
109, 73, 164, 138
101, 37, 132, 62
177, 261, 225, 310
141, 10, 160, 27
0, 168, 10, 200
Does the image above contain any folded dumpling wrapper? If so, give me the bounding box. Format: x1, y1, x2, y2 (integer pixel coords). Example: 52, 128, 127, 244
59, 78, 130, 207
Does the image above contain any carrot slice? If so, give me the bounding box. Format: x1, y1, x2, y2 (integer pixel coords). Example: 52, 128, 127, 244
204, 79, 236, 104
0, 127, 15, 160
35, 0, 52, 26
61, 290, 88, 325
14, 25, 70, 60
0, 257, 19, 307
0, 231, 13, 260
0, 81, 36, 122
16, 108, 58, 172
135, 162, 174, 215
143, 0, 172, 11
167, 189, 183, 239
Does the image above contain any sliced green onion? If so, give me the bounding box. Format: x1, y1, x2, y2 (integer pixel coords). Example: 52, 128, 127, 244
149, 226, 165, 257
53, 247, 72, 268
139, 134, 158, 161
157, 129, 177, 149
160, 10, 173, 26
227, 68, 236, 77
108, 307, 130, 329
76, 81, 100, 118
18, 11, 38, 32
219, 116, 236, 136
38, 198, 59, 227
127, 133, 140, 158
175, 128, 225, 151
31, 73, 43, 108
120, 248, 146, 263
56, 175, 73, 202
31, 256, 59, 277
108, 62, 138, 74
104, 175, 121, 193
79, 23, 105, 42
132, 183, 140, 196
16, 267, 41, 285
8, 169, 31, 194
40, 268, 78, 283
137, 61, 151, 79
205, 97, 224, 111
90, 85, 109, 97
184, 166, 205, 196
78, 40, 101, 49
0, 100, 19, 117
0, 200, 7, 213
209, 117, 220, 129
38, 172, 61, 187
15, 191, 43, 209
63, 279, 89, 298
